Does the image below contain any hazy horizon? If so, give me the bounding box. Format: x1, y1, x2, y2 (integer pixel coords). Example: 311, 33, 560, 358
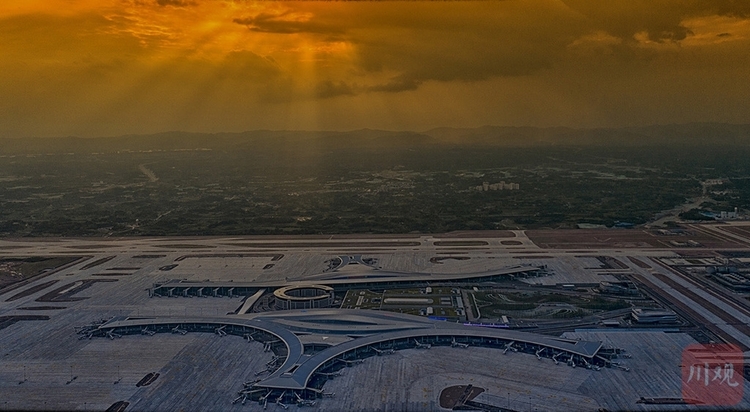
2, 121, 750, 141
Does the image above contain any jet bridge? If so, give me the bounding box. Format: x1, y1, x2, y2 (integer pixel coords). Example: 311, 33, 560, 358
84, 309, 613, 405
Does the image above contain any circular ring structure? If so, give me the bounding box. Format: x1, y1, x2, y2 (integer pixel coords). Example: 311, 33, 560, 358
273, 284, 335, 310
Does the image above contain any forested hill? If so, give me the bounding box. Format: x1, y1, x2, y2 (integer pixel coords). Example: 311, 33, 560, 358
2, 123, 750, 154
423, 123, 750, 147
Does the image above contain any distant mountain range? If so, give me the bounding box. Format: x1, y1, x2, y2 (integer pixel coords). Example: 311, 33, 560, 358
423, 123, 750, 147
2, 123, 750, 153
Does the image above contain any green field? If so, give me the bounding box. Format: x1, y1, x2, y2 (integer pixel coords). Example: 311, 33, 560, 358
474, 291, 630, 319
2, 128, 749, 236
0, 256, 80, 289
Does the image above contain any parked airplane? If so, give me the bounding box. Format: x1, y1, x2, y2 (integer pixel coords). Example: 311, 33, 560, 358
315, 371, 343, 378
371, 347, 395, 355
295, 392, 316, 407
414, 339, 431, 349
451, 338, 469, 348
337, 358, 364, 366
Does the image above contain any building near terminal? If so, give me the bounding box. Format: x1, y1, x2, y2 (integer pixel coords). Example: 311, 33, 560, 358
475, 181, 519, 191
598, 281, 640, 296
631, 308, 678, 324
273, 284, 335, 310
708, 266, 750, 292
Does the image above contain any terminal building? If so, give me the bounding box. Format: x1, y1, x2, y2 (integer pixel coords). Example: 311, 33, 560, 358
86, 309, 612, 404
148, 255, 544, 298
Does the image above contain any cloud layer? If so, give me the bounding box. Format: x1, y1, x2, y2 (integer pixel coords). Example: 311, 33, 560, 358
0, 0, 749, 137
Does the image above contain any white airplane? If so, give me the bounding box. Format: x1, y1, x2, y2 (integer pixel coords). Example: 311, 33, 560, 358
276, 392, 289, 409
371, 347, 395, 355
338, 358, 364, 366
243, 379, 262, 387
316, 371, 343, 378
295, 393, 316, 407
414, 340, 431, 349
451, 338, 469, 348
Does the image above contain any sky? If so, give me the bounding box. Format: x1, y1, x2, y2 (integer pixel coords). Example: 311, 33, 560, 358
1, 0, 749, 138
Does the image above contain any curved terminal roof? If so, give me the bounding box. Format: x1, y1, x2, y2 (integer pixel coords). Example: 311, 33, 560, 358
98, 309, 603, 391
154, 262, 541, 292
291, 255, 539, 285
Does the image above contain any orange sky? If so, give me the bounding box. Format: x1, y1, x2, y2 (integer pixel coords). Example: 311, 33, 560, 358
1, 0, 749, 137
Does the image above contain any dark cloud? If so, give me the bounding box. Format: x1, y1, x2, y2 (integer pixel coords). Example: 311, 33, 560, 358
155, 0, 196, 7
228, 1, 750, 101
699, 0, 750, 17
353, 27, 556, 92
315, 80, 356, 98
368, 77, 421, 93
560, 0, 750, 43
217, 50, 283, 80
233, 11, 342, 35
